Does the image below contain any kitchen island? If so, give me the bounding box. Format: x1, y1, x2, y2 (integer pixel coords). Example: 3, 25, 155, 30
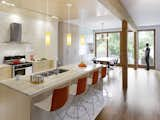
0, 64, 102, 120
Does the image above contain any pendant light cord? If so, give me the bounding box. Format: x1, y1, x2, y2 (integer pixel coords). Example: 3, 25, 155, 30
101, 22, 104, 39
46, 0, 49, 31
67, 3, 72, 33
68, 5, 70, 33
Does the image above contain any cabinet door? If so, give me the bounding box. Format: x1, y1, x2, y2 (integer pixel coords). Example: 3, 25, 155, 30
0, 67, 12, 80
33, 60, 54, 73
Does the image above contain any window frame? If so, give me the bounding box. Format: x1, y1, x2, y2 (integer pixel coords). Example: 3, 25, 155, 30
137, 29, 156, 69
95, 29, 156, 69
95, 31, 120, 58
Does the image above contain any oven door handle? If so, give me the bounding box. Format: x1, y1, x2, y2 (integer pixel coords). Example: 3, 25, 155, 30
14, 68, 25, 71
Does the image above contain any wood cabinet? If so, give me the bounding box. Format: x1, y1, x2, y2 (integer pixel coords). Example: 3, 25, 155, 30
0, 65, 12, 80
32, 60, 54, 73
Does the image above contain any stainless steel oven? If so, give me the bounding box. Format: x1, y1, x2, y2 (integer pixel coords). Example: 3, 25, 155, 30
4, 55, 33, 77
13, 63, 32, 77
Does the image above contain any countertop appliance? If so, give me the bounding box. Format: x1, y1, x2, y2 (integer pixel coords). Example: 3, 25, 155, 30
3, 55, 32, 77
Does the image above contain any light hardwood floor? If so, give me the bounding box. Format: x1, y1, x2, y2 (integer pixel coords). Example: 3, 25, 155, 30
96, 67, 160, 120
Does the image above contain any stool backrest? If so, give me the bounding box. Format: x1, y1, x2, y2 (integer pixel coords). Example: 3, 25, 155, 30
77, 77, 87, 95
101, 67, 107, 78
50, 85, 69, 111
92, 70, 99, 85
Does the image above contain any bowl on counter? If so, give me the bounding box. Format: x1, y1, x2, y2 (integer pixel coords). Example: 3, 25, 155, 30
30, 75, 44, 84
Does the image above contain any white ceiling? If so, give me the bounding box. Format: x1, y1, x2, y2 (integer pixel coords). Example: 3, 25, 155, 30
69, 15, 121, 30
68, 1, 121, 30
2, 0, 160, 30
120, 0, 160, 26
0, 0, 121, 30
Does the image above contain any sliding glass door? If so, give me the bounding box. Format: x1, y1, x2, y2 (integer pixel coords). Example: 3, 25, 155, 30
138, 30, 155, 67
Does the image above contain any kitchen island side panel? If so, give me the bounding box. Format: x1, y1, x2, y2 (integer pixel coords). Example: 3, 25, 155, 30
0, 84, 31, 120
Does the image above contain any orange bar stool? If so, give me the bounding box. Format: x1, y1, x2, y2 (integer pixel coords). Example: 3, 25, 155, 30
98, 66, 107, 90
66, 76, 91, 120
87, 70, 99, 86
101, 66, 107, 79
34, 83, 69, 120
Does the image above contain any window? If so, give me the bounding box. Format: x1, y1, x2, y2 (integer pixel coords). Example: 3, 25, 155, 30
108, 32, 120, 58
95, 32, 120, 61
128, 32, 134, 64
138, 30, 155, 66
96, 33, 107, 57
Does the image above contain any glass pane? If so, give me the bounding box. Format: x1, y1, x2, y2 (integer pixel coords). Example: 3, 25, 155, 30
138, 31, 154, 66
128, 32, 134, 64
96, 33, 107, 57
108, 32, 120, 60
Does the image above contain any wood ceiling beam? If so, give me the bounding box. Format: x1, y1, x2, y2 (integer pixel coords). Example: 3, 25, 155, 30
98, 0, 137, 31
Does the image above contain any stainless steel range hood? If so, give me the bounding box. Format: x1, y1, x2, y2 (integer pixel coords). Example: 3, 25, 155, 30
0, 23, 30, 44
10, 23, 22, 43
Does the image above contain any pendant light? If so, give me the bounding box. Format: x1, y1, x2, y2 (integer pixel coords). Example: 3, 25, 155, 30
78, 13, 87, 67
67, 33, 71, 46
66, 3, 72, 46
45, 0, 51, 47
80, 34, 85, 46
78, 33, 87, 67
45, 32, 51, 46
101, 22, 104, 40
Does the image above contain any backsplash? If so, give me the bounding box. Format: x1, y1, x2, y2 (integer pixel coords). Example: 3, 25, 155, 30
0, 43, 33, 63
0, 11, 58, 64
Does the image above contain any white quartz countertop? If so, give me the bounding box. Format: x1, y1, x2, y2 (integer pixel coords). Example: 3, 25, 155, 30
0, 64, 102, 98
0, 64, 11, 68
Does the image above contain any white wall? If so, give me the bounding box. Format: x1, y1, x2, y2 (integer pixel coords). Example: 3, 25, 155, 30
58, 22, 94, 65
0, 11, 58, 64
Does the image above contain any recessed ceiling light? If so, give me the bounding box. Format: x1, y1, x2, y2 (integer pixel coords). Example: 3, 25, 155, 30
66, 3, 72, 7
10, 3, 15, 7
50, 16, 58, 19
1, 0, 15, 7
1, 0, 6, 4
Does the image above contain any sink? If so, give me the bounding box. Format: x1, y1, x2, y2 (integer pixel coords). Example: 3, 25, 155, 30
37, 69, 69, 77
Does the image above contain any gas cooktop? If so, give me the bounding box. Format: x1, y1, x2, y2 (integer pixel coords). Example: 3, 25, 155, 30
3, 55, 32, 66
7, 62, 32, 66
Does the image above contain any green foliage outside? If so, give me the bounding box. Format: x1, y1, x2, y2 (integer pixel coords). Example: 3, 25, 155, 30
108, 33, 120, 57
128, 32, 134, 64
